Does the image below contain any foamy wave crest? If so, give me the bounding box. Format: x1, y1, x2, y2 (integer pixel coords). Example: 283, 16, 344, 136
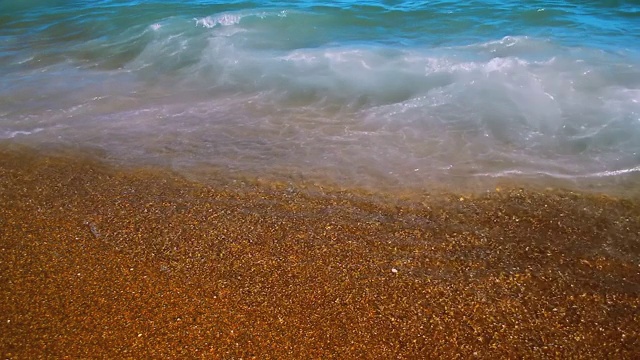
195, 10, 288, 28
195, 14, 242, 28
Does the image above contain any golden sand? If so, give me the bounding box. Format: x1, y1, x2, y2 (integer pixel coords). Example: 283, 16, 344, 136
1, 147, 639, 358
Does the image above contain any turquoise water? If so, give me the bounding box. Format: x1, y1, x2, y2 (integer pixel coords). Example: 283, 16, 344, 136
1, 1, 640, 191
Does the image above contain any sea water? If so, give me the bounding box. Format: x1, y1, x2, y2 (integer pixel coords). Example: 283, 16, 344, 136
1, 1, 639, 192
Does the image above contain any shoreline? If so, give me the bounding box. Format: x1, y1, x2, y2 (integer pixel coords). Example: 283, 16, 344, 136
1, 146, 639, 358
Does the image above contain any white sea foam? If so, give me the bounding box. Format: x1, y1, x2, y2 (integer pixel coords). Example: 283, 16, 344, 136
1, 128, 44, 139
195, 14, 242, 28
194, 9, 288, 29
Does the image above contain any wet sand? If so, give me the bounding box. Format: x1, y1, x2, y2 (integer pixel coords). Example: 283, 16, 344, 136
1, 146, 639, 359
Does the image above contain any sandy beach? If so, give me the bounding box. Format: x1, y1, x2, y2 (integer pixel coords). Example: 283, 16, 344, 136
1, 146, 639, 358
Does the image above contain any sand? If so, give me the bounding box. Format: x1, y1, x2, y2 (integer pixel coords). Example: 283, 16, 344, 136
1, 146, 639, 359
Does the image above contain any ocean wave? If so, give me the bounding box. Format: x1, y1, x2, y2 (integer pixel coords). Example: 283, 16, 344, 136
2, 1, 640, 191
